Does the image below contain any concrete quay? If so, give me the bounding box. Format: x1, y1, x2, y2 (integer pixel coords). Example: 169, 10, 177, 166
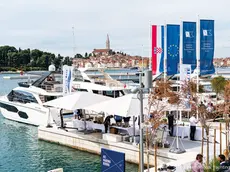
38, 126, 177, 167
38, 126, 228, 171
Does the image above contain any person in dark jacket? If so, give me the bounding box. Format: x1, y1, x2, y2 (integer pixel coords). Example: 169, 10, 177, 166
103, 115, 113, 133
167, 112, 174, 136
218, 154, 230, 172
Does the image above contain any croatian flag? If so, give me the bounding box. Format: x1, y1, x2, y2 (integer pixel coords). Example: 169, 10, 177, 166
151, 25, 164, 75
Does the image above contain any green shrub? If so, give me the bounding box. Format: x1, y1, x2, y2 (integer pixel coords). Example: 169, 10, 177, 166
204, 158, 220, 172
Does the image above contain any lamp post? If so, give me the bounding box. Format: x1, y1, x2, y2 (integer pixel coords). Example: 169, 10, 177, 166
139, 75, 144, 172
138, 70, 152, 172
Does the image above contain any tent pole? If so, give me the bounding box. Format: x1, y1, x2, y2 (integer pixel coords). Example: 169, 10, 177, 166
83, 109, 86, 133
60, 109, 64, 128
133, 116, 135, 142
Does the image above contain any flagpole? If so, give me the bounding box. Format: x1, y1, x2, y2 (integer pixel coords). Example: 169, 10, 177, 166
149, 22, 152, 71
179, 18, 183, 121
164, 23, 167, 82
180, 19, 183, 67
196, 15, 200, 119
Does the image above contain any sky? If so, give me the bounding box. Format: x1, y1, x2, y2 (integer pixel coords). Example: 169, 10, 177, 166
0, 0, 230, 58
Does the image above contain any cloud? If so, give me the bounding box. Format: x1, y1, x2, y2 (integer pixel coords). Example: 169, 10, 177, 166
0, 0, 229, 57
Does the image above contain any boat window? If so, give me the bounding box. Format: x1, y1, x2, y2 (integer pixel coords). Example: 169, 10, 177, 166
9, 90, 38, 104
92, 90, 121, 97
74, 89, 88, 92
92, 90, 99, 94
84, 79, 91, 83
73, 69, 84, 81
103, 91, 119, 98
44, 96, 58, 102
7, 91, 14, 101
210, 95, 216, 99
120, 90, 125, 96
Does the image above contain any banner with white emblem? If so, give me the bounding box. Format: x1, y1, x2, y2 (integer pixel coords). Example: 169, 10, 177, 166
63, 65, 73, 95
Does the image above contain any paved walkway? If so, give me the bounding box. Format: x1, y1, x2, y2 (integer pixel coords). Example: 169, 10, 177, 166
145, 130, 228, 172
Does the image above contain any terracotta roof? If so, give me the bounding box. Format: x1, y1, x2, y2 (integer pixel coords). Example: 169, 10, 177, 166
93, 49, 111, 53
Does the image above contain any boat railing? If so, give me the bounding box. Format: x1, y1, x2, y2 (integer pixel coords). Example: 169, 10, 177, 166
40, 84, 63, 93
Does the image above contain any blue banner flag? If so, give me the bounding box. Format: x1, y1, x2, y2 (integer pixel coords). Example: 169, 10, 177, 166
183, 21, 196, 72
101, 148, 125, 172
200, 20, 215, 75
167, 25, 180, 75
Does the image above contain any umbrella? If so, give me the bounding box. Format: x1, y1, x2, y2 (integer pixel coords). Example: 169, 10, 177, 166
85, 93, 149, 117
43, 92, 112, 110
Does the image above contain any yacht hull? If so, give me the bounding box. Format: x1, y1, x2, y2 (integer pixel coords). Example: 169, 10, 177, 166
0, 97, 50, 126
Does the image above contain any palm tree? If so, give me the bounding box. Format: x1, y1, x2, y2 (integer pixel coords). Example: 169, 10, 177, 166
211, 76, 226, 101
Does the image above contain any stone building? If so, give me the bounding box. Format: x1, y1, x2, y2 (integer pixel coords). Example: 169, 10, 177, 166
92, 34, 112, 56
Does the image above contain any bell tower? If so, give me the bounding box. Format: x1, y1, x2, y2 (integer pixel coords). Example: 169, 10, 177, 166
106, 34, 110, 50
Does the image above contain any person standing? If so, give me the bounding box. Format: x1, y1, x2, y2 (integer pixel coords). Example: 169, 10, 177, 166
103, 115, 113, 133
167, 112, 174, 136
218, 154, 230, 172
189, 114, 198, 141
191, 154, 204, 172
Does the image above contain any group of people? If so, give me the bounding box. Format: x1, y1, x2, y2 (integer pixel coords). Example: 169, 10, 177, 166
103, 115, 131, 133
73, 110, 132, 134
166, 112, 201, 141
192, 154, 230, 172
73, 109, 83, 120
167, 112, 199, 141
201, 100, 215, 113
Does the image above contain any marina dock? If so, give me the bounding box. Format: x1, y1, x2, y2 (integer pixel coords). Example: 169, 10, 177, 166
3, 75, 40, 80
38, 126, 226, 172
38, 126, 175, 167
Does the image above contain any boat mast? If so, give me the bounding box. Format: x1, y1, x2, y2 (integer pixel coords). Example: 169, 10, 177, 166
72, 27, 76, 58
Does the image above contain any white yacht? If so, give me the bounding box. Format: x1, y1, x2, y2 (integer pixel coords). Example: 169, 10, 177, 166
0, 71, 63, 126
0, 67, 137, 126
71, 67, 133, 97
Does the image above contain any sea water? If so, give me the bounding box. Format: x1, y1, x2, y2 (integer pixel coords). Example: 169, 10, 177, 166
0, 74, 138, 172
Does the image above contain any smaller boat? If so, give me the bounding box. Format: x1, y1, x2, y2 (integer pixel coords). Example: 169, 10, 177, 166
0, 71, 63, 126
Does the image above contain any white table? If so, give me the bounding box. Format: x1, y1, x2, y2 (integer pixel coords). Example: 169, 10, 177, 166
73, 119, 105, 132
173, 125, 208, 141
173, 126, 190, 139
110, 126, 140, 136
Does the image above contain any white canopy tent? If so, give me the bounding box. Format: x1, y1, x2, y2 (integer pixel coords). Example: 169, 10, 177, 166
43, 92, 112, 130
85, 93, 149, 117
84, 94, 190, 117
43, 92, 112, 110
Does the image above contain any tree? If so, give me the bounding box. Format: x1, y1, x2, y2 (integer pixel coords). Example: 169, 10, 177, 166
0, 45, 71, 70
211, 76, 226, 98
74, 53, 83, 58
211, 76, 226, 118
147, 80, 181, 145
53, 54, 63, 70
84, 52, 88, 58
63, 56, 72, 66
181, 80, 220, 167
145, 79, 183, 170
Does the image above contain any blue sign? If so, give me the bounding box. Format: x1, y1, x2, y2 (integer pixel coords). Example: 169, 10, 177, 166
101, 148, 125, 172
200, 19, 215, 75
167, 24, 180, 75
183, 21, 197, 72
